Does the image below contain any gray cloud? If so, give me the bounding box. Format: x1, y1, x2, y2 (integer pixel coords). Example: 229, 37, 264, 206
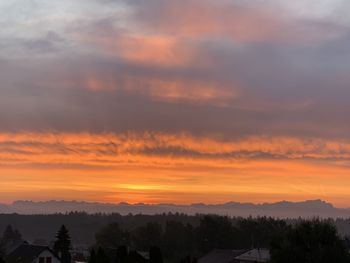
0, 0, 349, 140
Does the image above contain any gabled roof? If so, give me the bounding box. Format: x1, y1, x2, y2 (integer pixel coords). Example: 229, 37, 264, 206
6, 244, 60, 263
4, 241, 28, 255
198, 249, 247, 263
234, 248, 270, 262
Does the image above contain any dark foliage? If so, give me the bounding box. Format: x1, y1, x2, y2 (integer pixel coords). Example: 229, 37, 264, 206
133, 223, 162, 250
237, 216, 288, 248
270, 219, 350, 263
196, 215, 239, 253
2, 214, 350, 263
54, 225, 72, 263
95, 223, 130, 249
0, 213, 199, 246
0, 225, 23, 254
162, 221, 194, 260
2, 213, 350, 246
94, 215, 290, 262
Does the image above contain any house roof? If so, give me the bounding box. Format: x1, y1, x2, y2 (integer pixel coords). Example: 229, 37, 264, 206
198, 249, 247, 263
4, 241, 28, 255
126, 251, 147, 263
6, 244, 60, 263
234, 248, 270, 262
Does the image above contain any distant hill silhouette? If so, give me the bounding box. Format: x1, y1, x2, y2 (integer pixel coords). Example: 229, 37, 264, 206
0, 199, 349, 218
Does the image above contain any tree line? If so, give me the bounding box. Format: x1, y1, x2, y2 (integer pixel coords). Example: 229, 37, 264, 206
93, 216, 284, 262
1, 215, 350, 263
92, 217, 350, 263
2, 212, 350, 246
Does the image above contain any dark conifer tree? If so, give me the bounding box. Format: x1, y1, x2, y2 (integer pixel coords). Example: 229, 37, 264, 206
54, 225, 72, 263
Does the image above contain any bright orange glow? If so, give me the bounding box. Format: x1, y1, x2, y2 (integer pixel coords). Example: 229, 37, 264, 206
118, 35, 192, 66
1, 132, 350, 207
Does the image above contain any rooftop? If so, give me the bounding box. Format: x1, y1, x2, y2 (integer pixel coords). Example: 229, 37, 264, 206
198, 249, 247, 263
235, 248, 270, 262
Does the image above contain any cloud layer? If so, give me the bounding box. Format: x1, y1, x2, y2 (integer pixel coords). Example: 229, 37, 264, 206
1, 0, 350, 205
2, 132, 350, 169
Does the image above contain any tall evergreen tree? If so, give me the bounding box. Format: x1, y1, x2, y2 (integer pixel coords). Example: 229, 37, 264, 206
54, 225, 72, 263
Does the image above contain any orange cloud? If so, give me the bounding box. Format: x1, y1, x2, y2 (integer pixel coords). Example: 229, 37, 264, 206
118, 34, 193, 66
1, 132, 350, 168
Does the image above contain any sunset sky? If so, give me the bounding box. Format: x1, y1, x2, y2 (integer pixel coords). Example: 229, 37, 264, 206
1, 0, 350, 207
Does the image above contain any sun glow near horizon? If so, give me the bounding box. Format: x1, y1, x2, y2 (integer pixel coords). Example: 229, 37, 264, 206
1, 132, 350, 207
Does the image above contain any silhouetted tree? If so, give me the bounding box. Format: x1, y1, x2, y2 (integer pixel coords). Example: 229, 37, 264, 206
162, 221, 194, 260
96, 223, 130, 249
54, 225, 72, 263
133, 223, 162, 250
270, 219, 350, 263
237, 216, 288, 248
149, 246, 163, 263
0, 254, 5, 263
196, 216, 238, 253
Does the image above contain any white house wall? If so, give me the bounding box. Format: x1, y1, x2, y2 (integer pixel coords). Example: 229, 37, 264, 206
32, 250, 61, 263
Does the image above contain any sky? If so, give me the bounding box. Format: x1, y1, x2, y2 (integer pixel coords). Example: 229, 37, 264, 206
1, 0, 350, 207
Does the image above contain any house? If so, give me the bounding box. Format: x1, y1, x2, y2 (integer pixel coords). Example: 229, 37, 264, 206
6, 244, 62, 263
198, 249, 247, 263
234, 248, 270, 263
